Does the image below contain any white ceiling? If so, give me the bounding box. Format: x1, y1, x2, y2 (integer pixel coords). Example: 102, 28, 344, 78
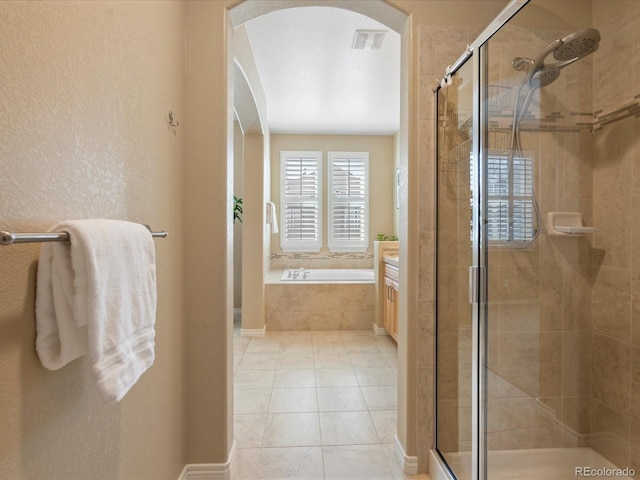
244, 6, 400, 136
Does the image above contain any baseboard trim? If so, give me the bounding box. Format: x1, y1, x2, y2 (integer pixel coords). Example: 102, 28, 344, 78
240, 325, 266, 337
394, 435, 418, 475
372, 322, 389, 336
178, 442, 236, 480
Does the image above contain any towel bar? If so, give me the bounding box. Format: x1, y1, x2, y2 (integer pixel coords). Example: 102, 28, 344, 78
0, 225, 168, 245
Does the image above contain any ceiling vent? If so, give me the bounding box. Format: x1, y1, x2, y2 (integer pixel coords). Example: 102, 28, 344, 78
352, 30, 387, 50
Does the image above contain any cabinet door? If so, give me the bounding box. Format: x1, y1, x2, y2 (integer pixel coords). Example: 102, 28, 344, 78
383, 277, 393, 333
391, 282, 399, 341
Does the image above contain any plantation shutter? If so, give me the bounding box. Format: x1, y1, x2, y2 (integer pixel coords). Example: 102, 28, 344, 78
475, 153, 534, 242
280, 151, 322, 252
328, 152, 369, 252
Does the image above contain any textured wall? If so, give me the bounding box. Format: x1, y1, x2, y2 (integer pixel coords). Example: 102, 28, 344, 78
0, 1, 186, 478
184, 0, 236, 465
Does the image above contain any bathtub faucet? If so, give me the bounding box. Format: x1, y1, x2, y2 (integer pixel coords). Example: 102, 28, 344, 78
295, 267, 307, 279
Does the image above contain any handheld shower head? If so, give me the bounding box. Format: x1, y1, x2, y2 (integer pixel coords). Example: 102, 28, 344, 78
513, 28, 601, 85
530, 66, 561, 88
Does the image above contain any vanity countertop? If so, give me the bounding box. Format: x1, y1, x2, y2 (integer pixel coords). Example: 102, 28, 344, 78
383, 255, 399, 268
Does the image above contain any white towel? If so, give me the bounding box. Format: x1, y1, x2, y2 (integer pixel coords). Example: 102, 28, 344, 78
266, 201, 279, 234
35, 219, 157, 404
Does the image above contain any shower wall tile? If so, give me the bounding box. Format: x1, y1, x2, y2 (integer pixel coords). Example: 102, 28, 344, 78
563, 331, 591, 398
436, 169, 459, 224
590, 333, 631, 417
497, 423, 564, 451
633, 271, 640, 347
498, 266, 539, 302
498, 301, 540, 333
631, 346, 640, 422
435, 268, 459, 334
578, 130, 596, 199
563, 58, 594, 116
562, 396, 590, 435
538, 234, 562, 267
419, 119, 433, 166
417, 366, 434, 446
594, 7, 635, 111
593, 117, 634, 199
497, 398, 544, 431
539, 266, 563, 332
553, 232, 593, 267
498, 244, 539, 268
487, 330, 499, 372
418, 163, 434, 231
436, 333, 462, 402
436, 399, 459, 452
538, 132, 563, 203
592, 266, 631, 342
419, 26, 468, 76
419, 74, 436, 121
498, 332, 561, 398
634, 10, 640, 96
562, 265, 592, 332
416, 300, 434, 369
562, 131, 594, 201
633, 195, 640, 271
538, 396, 562, 424
632, 426, 640, 478
634, 120, 640, 196
418, 232, 434, 301
593, 195, 632, 269
588, 398, 631, 470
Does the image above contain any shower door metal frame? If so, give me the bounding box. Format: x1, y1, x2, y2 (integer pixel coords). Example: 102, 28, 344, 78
433, 1, 530, 480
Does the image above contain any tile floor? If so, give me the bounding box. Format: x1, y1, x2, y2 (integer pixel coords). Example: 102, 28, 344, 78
232, 324, 635, 480
232, 328, 430, 480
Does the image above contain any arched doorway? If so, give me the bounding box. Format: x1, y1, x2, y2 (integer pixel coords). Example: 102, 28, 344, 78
228, 0, 418, 476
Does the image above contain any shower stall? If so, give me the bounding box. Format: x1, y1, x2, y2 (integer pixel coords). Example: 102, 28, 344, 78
433, 1, 639, 479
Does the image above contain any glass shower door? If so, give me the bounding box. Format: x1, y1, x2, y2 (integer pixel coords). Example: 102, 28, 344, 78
434, 2, 637, 480
482, 3, 616, 479
435, 58, 475, 480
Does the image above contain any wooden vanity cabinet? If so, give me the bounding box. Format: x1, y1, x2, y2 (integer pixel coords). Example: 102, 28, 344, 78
383, 263, 399, 342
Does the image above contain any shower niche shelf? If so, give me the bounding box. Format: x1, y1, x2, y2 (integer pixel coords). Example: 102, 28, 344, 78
547, 212, 595, 236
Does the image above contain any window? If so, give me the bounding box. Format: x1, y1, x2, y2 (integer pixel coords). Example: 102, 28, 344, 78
280, 151, 322, 252
328, 152, 369, 252
481, 152, 534, 242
